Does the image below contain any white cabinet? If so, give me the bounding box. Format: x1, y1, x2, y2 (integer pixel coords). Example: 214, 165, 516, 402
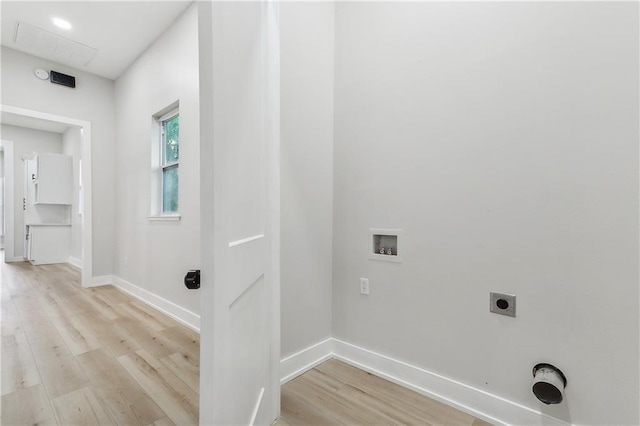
29, 154, 73, 204
26, 225, 71, 265
23, 153, 74, 265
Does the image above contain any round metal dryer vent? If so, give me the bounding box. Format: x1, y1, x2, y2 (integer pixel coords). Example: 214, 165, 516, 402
532, 363, 567, 404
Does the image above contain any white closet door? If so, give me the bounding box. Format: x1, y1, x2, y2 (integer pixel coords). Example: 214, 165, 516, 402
198, 1, 280, 425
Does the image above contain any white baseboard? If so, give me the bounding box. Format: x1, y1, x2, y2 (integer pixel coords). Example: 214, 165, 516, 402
280, 338, 570, 426
110, 275, 200, 333
4, 256, 25, 263
68, 256, 82, 269
89, 274, 115, 287
87, 274, 200, 333
280, 338, 334, 384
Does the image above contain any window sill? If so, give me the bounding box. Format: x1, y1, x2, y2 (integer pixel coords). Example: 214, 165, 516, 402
148, 214, 181, 222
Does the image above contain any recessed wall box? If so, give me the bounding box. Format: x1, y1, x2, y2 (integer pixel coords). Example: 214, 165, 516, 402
490, 292, 516, 317
368, 229, 402, 263
50, 70, 76, 88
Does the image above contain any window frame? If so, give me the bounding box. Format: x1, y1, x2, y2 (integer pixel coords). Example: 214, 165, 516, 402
159, 108, 179, 214
158, 108, 180, 215
147, 102, 181, 220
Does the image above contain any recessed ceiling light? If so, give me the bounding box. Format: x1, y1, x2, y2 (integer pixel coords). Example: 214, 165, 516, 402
52, 17, 72, 30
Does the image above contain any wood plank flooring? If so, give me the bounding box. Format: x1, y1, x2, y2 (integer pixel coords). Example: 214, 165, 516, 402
1, 255, 490, 425
1, 259, 198, 426
278, 359, 492, 426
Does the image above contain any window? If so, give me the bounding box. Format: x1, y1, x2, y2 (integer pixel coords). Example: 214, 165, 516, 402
150, 103, 181, 220
159, 109, 179, 213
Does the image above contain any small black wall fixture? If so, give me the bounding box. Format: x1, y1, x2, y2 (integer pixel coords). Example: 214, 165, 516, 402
50, 70, 76, 88
184, 270, 200, 290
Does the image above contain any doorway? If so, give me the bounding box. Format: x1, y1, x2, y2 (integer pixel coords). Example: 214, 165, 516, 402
0, 104, 93, 288
0, 141, 9, 255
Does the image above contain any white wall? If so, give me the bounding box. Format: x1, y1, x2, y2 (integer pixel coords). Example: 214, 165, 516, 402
0, 150, 4, 247
332, 2, 639, 425
280, 2, 335, 358
0, 47, 115, 276
0, 124, 63, 258
62, 127, 82, 263
114, 4, 200, 317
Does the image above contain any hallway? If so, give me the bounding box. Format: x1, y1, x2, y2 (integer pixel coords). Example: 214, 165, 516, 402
2, 256, 494, 426
0, 257, 199, 425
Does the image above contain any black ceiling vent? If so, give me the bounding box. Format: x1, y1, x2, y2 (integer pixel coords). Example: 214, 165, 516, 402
50, 70, 76, 88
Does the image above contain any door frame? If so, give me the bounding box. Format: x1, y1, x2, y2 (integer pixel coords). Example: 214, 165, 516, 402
0, 139, 14, 260
0, 104, 93, 288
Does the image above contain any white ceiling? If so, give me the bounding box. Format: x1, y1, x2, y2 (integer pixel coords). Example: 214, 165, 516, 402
1, 1, 193, 80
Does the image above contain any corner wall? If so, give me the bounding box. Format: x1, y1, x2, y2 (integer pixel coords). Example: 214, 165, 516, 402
280, 2, 335, 359
113, 4, 200, 321
332, 2, 639, 424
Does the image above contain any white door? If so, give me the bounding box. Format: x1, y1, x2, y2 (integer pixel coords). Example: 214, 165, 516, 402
198, 2, 280, 425
23, 158, 35, 259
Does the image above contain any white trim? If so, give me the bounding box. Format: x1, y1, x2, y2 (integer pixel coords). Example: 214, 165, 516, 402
90, 274, 115, 287
88, 274, 200, 333
0, 105, 92, 288
278, 338, 571, 426
0, 140, 15, 263
110, 275, 200, 332
151, 103, 180, 217
158, 107, 179, 123
159, 110, 179, 215
280, 338, 333, 385
228, 234, 264, 248
147, 214, 182, 221
332, 339, 571, 426
266, 1, 281, 419
249, 387, 265, 426
79, 123, 92, 289
68, 256, 82, 269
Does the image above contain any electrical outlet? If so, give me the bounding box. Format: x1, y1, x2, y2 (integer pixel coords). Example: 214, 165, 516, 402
360, 278, 369, 295
490, 292, 516, 317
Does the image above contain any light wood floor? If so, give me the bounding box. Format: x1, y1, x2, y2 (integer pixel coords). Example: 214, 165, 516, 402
1, 258, 199, 425
278, 359, 491, 426
1, 256, 489, 426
